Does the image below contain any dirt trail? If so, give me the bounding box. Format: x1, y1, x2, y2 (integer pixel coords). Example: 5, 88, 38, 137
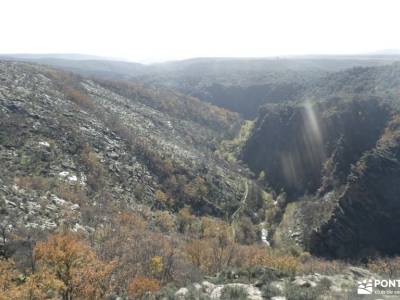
230, 180, 248, 239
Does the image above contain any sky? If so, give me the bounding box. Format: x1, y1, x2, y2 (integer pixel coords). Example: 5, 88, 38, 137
1, 0, 400, 63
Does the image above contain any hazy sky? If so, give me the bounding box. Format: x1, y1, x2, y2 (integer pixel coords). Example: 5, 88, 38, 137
1, 0, 400, 62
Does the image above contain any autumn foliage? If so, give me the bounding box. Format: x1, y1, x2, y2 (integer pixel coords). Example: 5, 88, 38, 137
127, 276, 160, 299
0, 232, 114, 300
0, 210, 327, 299
368, 256, 400, 278
35, 232, 114, 299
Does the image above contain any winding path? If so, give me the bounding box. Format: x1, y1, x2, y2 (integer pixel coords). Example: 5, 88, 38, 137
230, 180, 248, 239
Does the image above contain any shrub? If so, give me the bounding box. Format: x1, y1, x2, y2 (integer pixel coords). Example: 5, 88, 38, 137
299, 255, 346, 275
80, 144, 106, 192
34, 232, 115, 300
368, 256, 400, 277
318, 277, 332, 291
0, 259, 64, 300
283, 280, 319, 300
64, 87, 95, 110
177, 207, 200, 236
235, 216, 258, 245
283, 277, 333, 300
238, 246, 300, 277
156, 285, 177, 300
0, 259, 18, 295
150, 256, 164, 276
155, 189, 169, 207
54, 184, 87, 206
182, 286, 211, 300
127, 276, 160, 299
46, 69, 96, 111
261, 282, 281, 299
220, 285, 248, 300
14, 176, 53, 191
153, 211, 176, 233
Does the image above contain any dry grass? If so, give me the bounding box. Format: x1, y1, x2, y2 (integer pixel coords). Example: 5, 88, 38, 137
368, 256, 400, 277
298, 253, 347, 275
14, 176, 53, 191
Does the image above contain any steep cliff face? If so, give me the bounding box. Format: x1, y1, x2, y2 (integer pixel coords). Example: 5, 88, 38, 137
310, 117, 400, 258
241, 96, 400, 257
242, 97, 391, 198
242, 102, 325, 196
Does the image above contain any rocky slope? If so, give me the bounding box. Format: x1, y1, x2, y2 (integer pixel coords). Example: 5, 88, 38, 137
0, 61, 260, 239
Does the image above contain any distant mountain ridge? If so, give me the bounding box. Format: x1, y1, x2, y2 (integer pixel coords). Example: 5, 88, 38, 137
2, 53, 400, 118
0, 53, 123, 61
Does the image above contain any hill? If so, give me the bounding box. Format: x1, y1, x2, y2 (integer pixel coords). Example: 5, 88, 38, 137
0, 60, 264, 233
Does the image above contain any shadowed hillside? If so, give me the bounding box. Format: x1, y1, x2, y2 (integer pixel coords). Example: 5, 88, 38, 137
241, 63, 400, 258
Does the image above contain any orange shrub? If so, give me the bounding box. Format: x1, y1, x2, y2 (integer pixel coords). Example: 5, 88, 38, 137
34, 232, 115, 300
155, 189, 168, 206
0, 259, 18, 296
299, 254, 346, 275
368, 257, 400, 277
237, 245, 300, 276
127, 276, 160, 299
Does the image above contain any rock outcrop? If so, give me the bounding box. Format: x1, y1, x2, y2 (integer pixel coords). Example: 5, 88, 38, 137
310, 116, 400, 257
174, 266, 383, 300
242, 96, 400, 257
